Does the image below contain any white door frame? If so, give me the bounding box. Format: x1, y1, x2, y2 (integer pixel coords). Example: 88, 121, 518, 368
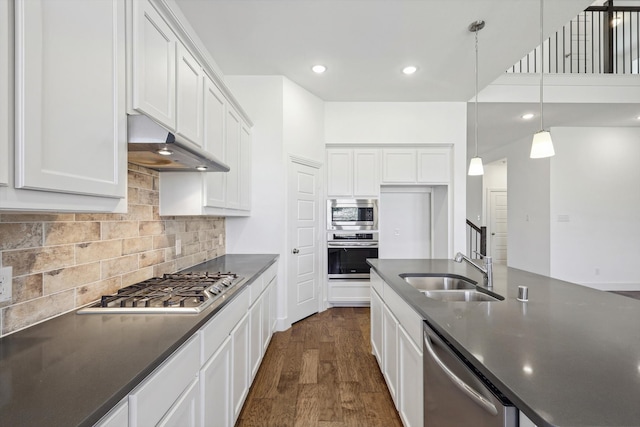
285, 155, 324, 328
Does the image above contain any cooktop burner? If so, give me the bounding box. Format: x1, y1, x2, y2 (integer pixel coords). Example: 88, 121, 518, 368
77, 272, 243, 314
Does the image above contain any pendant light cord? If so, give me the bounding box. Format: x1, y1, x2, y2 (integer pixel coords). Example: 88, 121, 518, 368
474, 28, 479, 158
540, 0, 544, 131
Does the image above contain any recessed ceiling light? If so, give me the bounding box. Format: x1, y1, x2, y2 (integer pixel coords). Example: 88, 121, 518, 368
312, 64, 326, 74
402, 66, 418, 75
521, 113, 535, 120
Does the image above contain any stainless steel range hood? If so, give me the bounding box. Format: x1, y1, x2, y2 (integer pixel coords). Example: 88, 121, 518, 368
127, 114, 230, 172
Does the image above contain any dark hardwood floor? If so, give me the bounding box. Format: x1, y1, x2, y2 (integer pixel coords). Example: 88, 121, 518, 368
236, 307, 403, 427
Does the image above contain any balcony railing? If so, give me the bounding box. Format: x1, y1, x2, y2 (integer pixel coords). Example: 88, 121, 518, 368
508, 2, 640, 74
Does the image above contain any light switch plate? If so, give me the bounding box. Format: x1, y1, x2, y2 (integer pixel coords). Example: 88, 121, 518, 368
0, 267, 13, 303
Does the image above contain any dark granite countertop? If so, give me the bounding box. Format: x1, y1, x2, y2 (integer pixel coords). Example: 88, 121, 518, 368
368, 258, 640, 427
0, 254, 278, 427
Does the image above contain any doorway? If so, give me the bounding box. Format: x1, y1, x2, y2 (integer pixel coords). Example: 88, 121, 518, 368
488, 189, 507, 264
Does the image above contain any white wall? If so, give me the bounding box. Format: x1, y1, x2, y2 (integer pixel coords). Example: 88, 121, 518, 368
550, 127, 640, 290
325, 102, 467, 256
283, 78, 325, 162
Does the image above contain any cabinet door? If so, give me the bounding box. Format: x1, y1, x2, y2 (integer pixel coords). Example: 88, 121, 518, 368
131, 0, 176, 128
398, 325, 423, 427
204, 76, 226, 208
262, 279, 273, 352
417, 148, 450, 183
158, 377, 201, 427
0, 0, 9, 187
201, 335, 233, 427
176, 43, 204, 147
231, 312, 250, 422
382, 149, 416, 183
270, 275, 278, 333
225, 107, 241, 210
94, 398, 128, 427
14, 0, 126, 198
370, 288, 383, 366
239, 122, 252, 211
249, 294, 263, 380
353, 149, 379, 197
326, 149, 353, 197
382, 303, 399, 406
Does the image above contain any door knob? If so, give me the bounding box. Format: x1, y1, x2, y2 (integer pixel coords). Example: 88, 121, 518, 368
292, 248, 299, 254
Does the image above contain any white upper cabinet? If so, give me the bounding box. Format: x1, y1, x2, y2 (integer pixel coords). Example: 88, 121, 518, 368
382, 147, 451, 184
13, 0, 127, 200
131, 0, 177, 129
239, 122, 252, 211
0, 0, 9, 187
203, 75, 227, 208
327, 148, 379, 198
176, 43, 204, 147
224, 107, 241, 210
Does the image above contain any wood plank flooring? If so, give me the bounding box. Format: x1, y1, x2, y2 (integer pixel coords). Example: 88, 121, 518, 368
236, 307, 403, 427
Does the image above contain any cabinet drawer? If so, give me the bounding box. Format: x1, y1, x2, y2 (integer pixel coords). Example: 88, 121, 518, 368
201, 287, 249, 363
370, 270, 383, 296
130, 334, 200, 427
383, 282, 423, 348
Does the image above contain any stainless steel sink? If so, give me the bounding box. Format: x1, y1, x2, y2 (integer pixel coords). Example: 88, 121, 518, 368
421, 289, 503, 302
400, 274, 477, 291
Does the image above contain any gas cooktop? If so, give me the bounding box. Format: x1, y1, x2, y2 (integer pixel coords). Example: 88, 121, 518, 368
77, 272, 244, 314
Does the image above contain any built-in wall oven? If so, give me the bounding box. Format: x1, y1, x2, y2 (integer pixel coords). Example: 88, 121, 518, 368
327, 199, 378, 230
327, 232, 378, 279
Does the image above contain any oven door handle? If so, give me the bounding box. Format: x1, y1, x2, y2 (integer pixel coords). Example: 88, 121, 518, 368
327, 242, 379, 248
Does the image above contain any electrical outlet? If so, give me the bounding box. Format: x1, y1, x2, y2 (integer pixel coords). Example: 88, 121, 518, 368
0, 267, 13, 303
175, 239, 182, 256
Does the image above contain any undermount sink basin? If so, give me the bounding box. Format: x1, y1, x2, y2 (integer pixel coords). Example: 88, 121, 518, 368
421, 289, 503, 302
400, 274, 477, 291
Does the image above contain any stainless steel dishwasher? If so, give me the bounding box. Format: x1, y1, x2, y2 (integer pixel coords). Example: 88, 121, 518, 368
423, 321, 517, 427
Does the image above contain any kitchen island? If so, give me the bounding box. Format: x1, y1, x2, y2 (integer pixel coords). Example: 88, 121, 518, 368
0, 254, 278, 427
368, 258, 640, 427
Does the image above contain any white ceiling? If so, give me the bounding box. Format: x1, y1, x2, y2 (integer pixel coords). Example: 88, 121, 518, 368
173, 0, 638, 155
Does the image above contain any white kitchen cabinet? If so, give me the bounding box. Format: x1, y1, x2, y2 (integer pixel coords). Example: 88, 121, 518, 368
249, 289, 263, 380
201, 335, 232, 427
262, 277, 275, 352
417, 148, 451, 184
131, 0, 176, 128
231, 311, 250, 422
328, 280, 371, 304
398, 325, 423, 427
94, 398, 128, 427
370, 287, 383, 365
239, 122, 252, 210
0, 0, 9, 187
11, 0, 127, 204
326, 148, 379, 198
203, 75, 227, 208
158, 377, 201, 427
382, 303, 399, 406
176, 43, 204, 147
382, 147, 451, 184
520, 412, 537, 427
225, 107, 241, 210
129, 334, 200, 427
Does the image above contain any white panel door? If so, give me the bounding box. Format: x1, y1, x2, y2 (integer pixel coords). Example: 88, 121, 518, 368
0, 0, 9, 187
489, 190, 508, 264
176, 43, 203, 147
204, 76, 226, 208
201, 335, 232, 427
131, 0, 176, 128
15, 0, 126, 198
288, 160, 321, 324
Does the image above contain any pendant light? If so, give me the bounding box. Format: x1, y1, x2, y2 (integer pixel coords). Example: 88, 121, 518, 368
530, 0, 555, 158
468, 20, 485, 176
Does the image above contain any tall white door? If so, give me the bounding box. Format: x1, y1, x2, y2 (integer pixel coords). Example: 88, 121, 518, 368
288, 159, 321, 324
489, 190, 508, 264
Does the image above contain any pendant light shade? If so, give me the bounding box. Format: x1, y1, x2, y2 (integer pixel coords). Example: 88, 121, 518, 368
530, 130, 555, 158
468, 20, 485, 176
530, 0, 555, 159
468, 156, 485, 175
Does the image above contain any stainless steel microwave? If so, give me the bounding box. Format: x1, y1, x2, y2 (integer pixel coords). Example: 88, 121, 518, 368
327, 199, 378, 230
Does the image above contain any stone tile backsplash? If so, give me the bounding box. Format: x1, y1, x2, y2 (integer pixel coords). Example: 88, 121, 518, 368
0, 164, 225, 337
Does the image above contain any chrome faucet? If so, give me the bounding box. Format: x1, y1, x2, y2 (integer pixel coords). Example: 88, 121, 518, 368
454, 252, 493, 289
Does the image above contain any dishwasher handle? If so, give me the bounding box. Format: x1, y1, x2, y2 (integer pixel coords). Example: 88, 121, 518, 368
423, 330, 499, 416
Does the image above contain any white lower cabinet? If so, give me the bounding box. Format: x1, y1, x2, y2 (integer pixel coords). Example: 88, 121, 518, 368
372, 272, 424, 427
328, 280, 371, 304
94, 398, 128, 427
231, 312, 250, 421
201, 336, 232, 427
249, 292, 263, 379
520, 412, 537, 427
158, 377, 201, 427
